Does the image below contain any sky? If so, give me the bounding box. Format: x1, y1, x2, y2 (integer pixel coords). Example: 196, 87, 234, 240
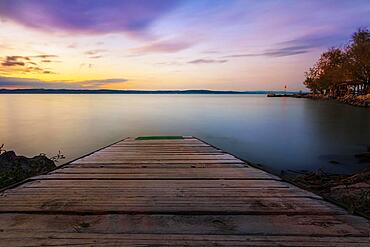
0, 0, 369, 91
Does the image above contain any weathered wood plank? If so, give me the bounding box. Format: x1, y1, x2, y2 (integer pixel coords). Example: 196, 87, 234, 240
43, 167, 277, 179
77, 154, 239, 162
72, 159, 245, 164
0, 214, 368, 236
1, 234, 369, 247
7, 178, 291, 188
65, 163, 247, 168
0, 136, 368, 246
0, 188, 341, 214
1, 187, 321, 199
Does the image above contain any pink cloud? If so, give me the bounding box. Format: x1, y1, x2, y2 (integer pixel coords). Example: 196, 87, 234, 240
130, 39, 194, 55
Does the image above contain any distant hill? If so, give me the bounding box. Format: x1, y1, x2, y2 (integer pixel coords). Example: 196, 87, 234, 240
0, 89, 300, 94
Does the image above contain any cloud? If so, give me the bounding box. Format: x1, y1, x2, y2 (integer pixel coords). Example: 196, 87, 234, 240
84, 49, 106, 56
2, 60, 25, 66
130, 39, 193, 55
0, 0, 183, 36
78, 78, 128, 87
84, 49, 106, 59
225, 45, 310, 58
277, 32, 350, 49
42, 70, 55, 74
202, 50, 220, 54
1, 56, 29, 66
0, 55, 58, 74
0, 76, 78, 89
188, 59, 228, 64
2, 61, 25, 66
32, 55, 58, 59
223, 25, 358, 60
0, 76, 128, 89
155, 61, 183, 66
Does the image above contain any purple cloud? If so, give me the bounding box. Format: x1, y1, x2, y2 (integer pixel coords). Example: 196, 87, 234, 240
188, 59, 228, 64
0, 76, 78, 88
78, 78, 128, 87
225, 45, 310, 58
0, 0, 183, 35
32, 55, 58, 59
1, 56, 29, 66
277, 32, 352, 50
0, 76, 128, 89
131, 39, 193, 55
0, 55, 59, 73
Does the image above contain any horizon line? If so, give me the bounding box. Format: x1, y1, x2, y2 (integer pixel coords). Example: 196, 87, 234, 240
0, 88, 305, 94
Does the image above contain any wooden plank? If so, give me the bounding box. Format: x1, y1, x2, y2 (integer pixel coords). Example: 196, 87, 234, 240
0, 187, 340, 214
117, 140, 204, 144
0, 234, 369, 247
77, 154, 239, 161
64, 163, 247, 168
95, 151, 224, 154
72, 159, 246, 164
0, 135, 368, 246
0, 214, 368, 237
113, 144, 210, 147
0, 191, 320, 200
100, 147, 221, 151
100, 146, 220, 150
43, 167, 277, 179
34, 174, 276, 180
6, 178, 291, 188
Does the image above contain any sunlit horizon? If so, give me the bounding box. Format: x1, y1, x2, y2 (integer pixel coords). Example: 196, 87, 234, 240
0, 0, 369, 91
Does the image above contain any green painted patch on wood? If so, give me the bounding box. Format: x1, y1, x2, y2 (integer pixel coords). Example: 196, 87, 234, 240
135, 136, 184, 140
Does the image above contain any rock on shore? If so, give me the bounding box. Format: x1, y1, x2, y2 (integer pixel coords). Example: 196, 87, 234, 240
290, 168, 370, 218
306, 93, 370, 107
337, 94, 370, 107
0, 151, 56, 189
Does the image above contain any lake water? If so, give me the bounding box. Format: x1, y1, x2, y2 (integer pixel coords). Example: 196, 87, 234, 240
0, 94, 369, 175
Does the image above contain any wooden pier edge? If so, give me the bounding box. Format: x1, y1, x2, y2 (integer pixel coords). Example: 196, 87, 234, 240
195, 136, 370, 220
0, 136, 369, 246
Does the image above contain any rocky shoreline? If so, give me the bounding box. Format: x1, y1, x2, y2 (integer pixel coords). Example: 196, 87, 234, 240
268, 93, 370, 107
306, 94, 370, 107
283, 168, 370, 218
0, 151, 56, 189
281, 147, 370, 218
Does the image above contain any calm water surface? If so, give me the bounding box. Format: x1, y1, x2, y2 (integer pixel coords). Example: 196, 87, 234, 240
0, 94, 369, 175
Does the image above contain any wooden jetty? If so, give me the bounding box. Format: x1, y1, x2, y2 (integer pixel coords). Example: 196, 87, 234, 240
0, 136, 368, 246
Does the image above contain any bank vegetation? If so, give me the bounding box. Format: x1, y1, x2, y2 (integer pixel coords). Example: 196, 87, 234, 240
304, 28, 370, 105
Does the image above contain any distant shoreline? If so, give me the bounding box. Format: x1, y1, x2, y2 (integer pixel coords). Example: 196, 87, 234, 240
0, 89, 301, 94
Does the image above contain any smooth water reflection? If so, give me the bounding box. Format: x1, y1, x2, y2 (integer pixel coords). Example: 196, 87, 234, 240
0, 94, 369, 174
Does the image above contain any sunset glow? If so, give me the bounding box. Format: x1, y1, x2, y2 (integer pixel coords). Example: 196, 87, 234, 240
0, 0, 369, 90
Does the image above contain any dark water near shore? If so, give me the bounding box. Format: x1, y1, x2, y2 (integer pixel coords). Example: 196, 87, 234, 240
0, 94, 369, 175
